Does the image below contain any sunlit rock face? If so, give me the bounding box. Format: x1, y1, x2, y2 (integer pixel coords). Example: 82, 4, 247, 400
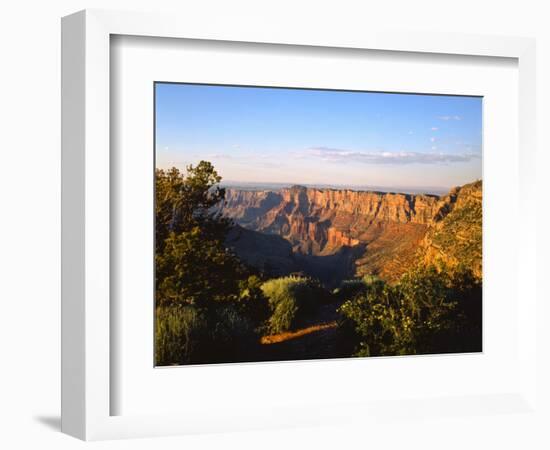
222, 185, 439, 254
419, 180, 483, 280
222, 181, 482, 283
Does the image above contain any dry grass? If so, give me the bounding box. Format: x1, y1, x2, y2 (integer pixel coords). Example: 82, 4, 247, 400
261, 321, 337, 344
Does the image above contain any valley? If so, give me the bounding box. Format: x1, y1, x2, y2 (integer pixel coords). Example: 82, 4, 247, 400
223, 180, 482, 285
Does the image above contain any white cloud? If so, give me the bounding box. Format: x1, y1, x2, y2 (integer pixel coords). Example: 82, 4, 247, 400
430, 137, 436, 142
438, 115, 462, 121
431, 127, 439, 131
209, 153, 233, 160
304, 147, 480, 165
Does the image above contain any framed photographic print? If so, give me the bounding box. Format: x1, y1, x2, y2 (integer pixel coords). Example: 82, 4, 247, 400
153, 82, 483, 367
62, 9, 538, 441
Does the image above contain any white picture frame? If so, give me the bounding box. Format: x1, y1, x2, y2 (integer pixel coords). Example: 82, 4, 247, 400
61, 9, 538, 441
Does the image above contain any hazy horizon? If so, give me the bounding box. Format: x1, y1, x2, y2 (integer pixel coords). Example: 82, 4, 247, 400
218, 179, 467, 196
155, 83, 482, 190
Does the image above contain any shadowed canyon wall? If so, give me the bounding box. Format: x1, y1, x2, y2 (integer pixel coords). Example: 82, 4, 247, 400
222, 181, 482, 284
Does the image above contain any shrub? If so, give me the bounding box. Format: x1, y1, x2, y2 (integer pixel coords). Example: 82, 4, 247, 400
204, 304, 260, 362
155, 305, 208, 365
338, 265, 481, 357
237, 275, 270, 327
361, 274, 380, 285
338, 279, 414, 356
155, 302, 261, 365
333, 275, 380, 301
261, 276, 321, 334
211, 304, 256, 342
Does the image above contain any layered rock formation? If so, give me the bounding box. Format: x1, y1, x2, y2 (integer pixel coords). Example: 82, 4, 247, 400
224, 185, 439, 253
419, 180, 482, 279
222, 181, 482, 283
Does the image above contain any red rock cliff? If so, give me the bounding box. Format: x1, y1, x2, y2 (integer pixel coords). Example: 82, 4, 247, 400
222, 182, 482, 282
223, 185, 440, 256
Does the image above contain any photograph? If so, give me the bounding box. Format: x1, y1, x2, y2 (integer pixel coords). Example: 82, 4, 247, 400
154, 83, 483, 366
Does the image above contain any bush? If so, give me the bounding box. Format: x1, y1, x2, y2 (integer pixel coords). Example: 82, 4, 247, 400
205, 304, 260, 362
338, 265, 481, 357
338, 279, 413, 356
261, 276, 321, 334
211, 304, 255, 342
156, 302, 261, 365
333, 275, 380, 301
155, 305, 208, 365
237, 275, 270, 327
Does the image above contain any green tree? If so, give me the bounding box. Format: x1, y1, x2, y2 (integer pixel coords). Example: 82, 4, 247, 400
155, 162, 241, 307
155, 162, 267, 365
156, 227, 245, 307
155, 162, 230, 256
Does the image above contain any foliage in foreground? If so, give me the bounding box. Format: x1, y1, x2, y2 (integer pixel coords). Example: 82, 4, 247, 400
155, 305, 208, 365
155, 163, 268, 365
155, 162, 242, 308
332, 274, 380, 301
338, 265, 482, 357
155, 302, 262, 365
261, 276, 325, 334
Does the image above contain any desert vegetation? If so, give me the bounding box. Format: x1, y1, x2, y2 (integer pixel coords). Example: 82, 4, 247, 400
155, 162, 482, 365
338, 265, 481, 357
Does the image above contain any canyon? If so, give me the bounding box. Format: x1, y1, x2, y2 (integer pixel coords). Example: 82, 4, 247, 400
223, 181, 482, 285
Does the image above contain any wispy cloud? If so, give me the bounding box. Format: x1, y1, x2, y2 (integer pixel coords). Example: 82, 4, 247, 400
438, 115, 462, 121
303, 147, 480, 165
431, 127, 439, 131
209, 153, 234, 160
208, 151, 284, 169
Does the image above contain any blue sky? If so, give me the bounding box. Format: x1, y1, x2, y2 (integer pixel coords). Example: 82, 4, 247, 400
155, 83, 482, 192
